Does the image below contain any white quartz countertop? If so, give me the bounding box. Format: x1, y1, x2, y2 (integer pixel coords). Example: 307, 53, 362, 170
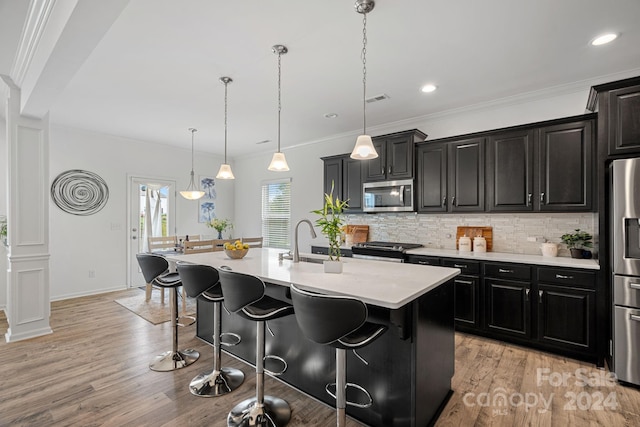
166, 248, 460, 309
405, 247, 600, 270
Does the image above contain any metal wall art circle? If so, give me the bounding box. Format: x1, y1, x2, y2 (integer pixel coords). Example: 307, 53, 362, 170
51, 169, 109, 216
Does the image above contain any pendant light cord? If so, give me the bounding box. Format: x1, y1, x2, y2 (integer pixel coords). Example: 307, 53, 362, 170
190, 128, 196, 173
224, 81, 228, 163
362, 12, 368, 134
277, 50, 282, 152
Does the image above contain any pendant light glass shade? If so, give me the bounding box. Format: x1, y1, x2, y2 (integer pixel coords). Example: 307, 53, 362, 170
350, 0, 379, 160
351, 135, 378, 159
268, 44, 290, 172
216, 163, 235, 179
268, 152, 289, 171
216, 77, 235, 179
180, 128, 205, 200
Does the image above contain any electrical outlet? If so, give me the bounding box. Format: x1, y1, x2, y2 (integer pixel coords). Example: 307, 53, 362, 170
89, 270, 95, 278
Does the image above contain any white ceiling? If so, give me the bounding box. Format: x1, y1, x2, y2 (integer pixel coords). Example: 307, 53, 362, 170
2, 0, 640, 158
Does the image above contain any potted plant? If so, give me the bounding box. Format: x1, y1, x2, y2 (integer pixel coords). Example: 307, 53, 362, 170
207, 218, 233, 239
311, 185, 348, 273
560, 229, 593, 259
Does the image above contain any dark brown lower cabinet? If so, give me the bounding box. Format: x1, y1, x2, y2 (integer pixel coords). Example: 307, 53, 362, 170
453, 276, 480, 329
537, 285, 595, 353
485, 278, 531, 338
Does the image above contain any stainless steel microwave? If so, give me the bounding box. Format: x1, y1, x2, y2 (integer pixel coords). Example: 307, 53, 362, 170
363, 179, 414, 212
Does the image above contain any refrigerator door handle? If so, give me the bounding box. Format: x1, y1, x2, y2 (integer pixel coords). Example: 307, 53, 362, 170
630, 282, 640, 290
631, 314, 640, 322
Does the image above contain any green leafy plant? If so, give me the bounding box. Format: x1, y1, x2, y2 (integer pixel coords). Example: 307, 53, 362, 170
311, 184, 348, 261
560, 229, 593, 250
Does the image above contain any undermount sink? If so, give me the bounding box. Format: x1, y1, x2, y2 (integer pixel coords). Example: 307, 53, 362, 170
297, 256, 324, 264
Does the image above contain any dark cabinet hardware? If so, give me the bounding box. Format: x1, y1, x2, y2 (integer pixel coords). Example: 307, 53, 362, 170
525, 289, 530, 300
540, 192, 545, 204
528, 194, 532, 205
539, 290, 543, 303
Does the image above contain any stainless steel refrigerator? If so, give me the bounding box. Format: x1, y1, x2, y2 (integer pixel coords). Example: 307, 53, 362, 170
612, 158, 640, 386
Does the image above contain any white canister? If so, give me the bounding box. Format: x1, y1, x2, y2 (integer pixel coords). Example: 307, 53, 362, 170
459, 236, 472, 252
473, 236, 487, 253
541, 242, 558, 257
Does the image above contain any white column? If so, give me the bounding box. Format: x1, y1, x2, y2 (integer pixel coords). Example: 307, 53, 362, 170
4, 79, 51, 342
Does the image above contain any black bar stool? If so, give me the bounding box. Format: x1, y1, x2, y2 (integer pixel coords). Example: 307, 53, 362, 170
135, 253, 199, 371
218, 268, 294, 427
177, 263, 245, 397
289, 284, 387, 427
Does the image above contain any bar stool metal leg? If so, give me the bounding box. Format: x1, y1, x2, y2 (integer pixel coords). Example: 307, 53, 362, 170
227, 321, 291, 427
189, 300, 244, 396
336, 349, 346, 427
150, 287, 199, 371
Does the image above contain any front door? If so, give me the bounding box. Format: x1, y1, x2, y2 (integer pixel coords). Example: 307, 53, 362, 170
127, 175, 176, 287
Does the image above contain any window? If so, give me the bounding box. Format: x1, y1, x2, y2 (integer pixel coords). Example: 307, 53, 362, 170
261, 178, 291, 249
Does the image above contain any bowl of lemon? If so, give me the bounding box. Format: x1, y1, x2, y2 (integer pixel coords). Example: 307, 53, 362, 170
224, 240, 250, 259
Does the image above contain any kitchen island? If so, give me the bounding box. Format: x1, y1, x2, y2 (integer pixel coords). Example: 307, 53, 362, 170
167, 248, 460, 426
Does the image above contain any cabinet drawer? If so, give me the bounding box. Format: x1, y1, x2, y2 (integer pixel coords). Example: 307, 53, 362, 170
442, 259, 480, 275
484, 263, 531, 281
405, 255, 441, 266
537, 267, 595, 289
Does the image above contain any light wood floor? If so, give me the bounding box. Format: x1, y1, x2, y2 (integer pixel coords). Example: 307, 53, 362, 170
0, 289, 639, 426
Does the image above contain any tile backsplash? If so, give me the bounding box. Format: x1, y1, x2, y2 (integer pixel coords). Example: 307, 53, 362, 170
344, 212, 598, 258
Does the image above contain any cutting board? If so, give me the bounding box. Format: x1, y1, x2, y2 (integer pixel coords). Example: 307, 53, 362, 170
345, 225, 368, 244
456, 226, 493, 251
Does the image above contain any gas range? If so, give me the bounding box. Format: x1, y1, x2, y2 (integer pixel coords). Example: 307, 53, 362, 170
351, 241, 423, 262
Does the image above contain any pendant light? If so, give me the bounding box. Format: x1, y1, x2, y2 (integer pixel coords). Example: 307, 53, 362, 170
350, 0, 379, 160
268, 44, 290, 172
216, 76, 235, 179
180, 128, 205, 200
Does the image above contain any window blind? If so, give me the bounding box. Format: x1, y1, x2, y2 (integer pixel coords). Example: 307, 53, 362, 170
261, 178, 291, 249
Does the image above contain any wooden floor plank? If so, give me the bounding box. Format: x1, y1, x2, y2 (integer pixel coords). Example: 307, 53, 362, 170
2, 290, 640, 426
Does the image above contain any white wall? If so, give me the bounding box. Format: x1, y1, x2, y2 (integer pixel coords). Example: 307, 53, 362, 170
233, 88, 595, 253
0, 117, 6, 308
48, 125, 231, 300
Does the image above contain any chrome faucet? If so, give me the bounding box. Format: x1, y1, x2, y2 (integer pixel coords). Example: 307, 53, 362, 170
293, 219, 317, 262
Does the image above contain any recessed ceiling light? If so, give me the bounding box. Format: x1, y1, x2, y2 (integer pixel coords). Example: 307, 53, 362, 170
421, 84, 437, 93
591, 33, 618, 46
324, 113, 338, 119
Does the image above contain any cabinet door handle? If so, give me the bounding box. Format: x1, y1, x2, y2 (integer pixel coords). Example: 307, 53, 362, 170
555, 274, 574, 280
381, 168, 385, 175
388, 166, 392, 175
452, 196, 457, 206
525, 289, 530, 301
456, 279, 474, 285
418, 261, 429, 265
629, 283, 640, 290
454, 264, 467, 269
527, 193, 532, 205
539, 290, 543, 303
630, 314, 640, 322
540, 192, 546, 204
442, 196, 447, 207
498, 268, 514, 274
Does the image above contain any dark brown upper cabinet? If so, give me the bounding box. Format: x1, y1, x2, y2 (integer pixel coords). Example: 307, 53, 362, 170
486, 119, 594, 212
364, 130, 426, 182
321, 154, 364, 212
538, 120, 594, 211
608, 84, 640, 156
487, 130, 535, 212
416, 137, 485, 213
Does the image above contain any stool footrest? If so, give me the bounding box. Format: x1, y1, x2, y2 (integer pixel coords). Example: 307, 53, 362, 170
326, 382, 373, 409
177, 315, 196, 327
220, 332, 242, 347
263, 354, 288, 376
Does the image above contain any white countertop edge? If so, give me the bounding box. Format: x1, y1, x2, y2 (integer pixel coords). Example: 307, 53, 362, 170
166, 248, 461, 310
405, 248, 600, 270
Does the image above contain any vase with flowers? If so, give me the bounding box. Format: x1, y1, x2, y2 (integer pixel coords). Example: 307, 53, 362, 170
207, 218, 233, 239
